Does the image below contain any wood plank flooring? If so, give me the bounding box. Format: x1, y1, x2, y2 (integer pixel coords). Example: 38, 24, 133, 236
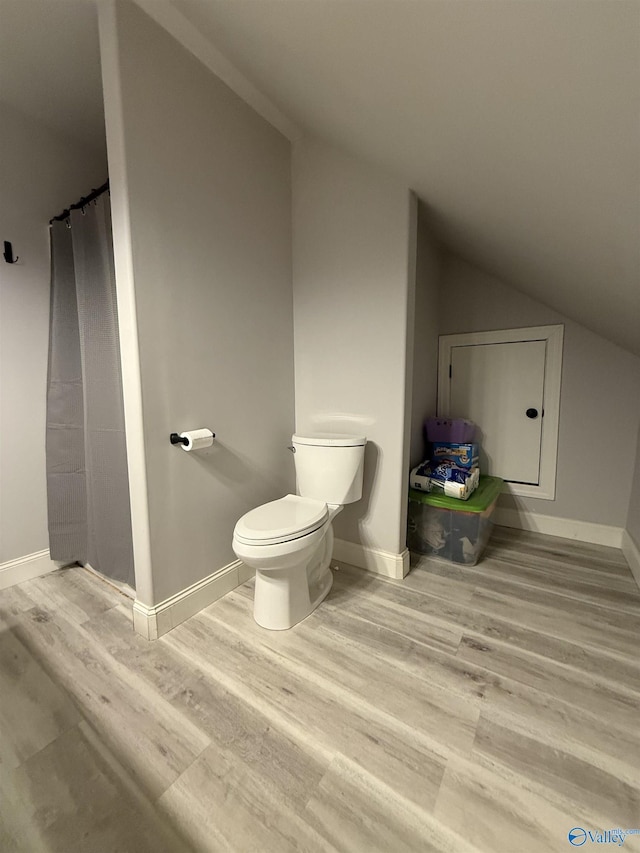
1, 526, 640, 852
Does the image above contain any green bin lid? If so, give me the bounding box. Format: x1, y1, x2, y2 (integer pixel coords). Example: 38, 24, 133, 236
409, 475, 504, 512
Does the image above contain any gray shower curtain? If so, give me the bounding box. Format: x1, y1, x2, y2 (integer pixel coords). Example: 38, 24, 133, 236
46, 193, 134, 588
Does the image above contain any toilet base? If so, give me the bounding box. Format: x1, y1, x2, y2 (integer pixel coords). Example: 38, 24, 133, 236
233, 510, 341, 631
308, 565, 333, 613
253, 563, 333, 630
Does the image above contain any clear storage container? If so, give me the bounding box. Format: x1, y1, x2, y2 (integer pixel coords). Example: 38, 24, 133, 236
407, 476, 503, 565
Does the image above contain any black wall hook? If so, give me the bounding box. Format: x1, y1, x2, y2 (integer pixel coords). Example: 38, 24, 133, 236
3, 241, 18, 264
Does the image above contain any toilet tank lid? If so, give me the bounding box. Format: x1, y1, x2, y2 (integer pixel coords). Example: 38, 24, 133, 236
293, 432, 366, 447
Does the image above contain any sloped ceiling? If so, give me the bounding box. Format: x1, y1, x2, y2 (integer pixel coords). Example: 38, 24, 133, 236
170, 0, 639, 356
2, 0, 638, 354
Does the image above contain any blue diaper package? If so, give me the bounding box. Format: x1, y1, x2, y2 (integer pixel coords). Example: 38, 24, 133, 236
429, 460, 470, 484
430, 442, 479, 469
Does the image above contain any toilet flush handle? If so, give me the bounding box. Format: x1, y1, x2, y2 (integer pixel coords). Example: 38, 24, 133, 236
287, 445, 296, 453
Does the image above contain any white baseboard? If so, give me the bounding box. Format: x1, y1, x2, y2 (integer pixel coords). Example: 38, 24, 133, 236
494, 507, 623, 549
622, 530, 640, 591
132, 559, 247, 640
333, 538, 409, 580
0, 549, 59, 591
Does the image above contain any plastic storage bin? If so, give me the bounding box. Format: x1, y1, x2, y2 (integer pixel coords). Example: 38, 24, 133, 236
407, 476, 503, 565
425, 417, 476, 443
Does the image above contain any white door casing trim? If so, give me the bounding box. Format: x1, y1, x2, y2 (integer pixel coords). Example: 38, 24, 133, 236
438, 325, 564, 501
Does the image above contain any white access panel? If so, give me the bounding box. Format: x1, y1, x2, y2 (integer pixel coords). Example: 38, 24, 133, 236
449, 340, 547, 484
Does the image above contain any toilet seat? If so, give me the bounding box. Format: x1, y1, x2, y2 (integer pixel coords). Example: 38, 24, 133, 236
233, 494, 328, 546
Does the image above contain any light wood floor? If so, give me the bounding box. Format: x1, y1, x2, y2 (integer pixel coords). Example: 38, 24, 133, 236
1, 527, 640, 852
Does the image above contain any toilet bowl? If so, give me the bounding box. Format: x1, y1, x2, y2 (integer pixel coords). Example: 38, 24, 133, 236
233, 495, 341, 630
232, 433, 366, 630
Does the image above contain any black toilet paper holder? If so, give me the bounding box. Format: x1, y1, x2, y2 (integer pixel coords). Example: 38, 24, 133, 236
170, 430, 216, 446
170, 433, 189, 446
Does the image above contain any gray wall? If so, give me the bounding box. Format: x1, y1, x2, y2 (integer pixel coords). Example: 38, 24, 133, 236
292, 137, 414, 556
105, 1, 295, 604
410, 204, 440, 468
627, 425, 640, 549
439, 253, 640, 526
0, 102, 106, 564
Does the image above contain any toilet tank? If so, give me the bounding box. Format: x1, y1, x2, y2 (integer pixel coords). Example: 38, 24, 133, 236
292, 433, 366, 505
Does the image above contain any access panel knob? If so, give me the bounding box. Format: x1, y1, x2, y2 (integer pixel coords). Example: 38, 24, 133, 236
526, 408, 539, 419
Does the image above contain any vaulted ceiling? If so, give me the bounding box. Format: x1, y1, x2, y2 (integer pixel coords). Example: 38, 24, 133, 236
3, 0, 639, 354
170, 0, 640, 356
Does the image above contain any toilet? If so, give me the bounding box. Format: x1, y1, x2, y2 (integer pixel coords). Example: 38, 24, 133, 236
232, 433, 366, 630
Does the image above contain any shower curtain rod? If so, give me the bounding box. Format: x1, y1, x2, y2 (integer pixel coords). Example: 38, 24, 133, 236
49, 180, 110, 225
